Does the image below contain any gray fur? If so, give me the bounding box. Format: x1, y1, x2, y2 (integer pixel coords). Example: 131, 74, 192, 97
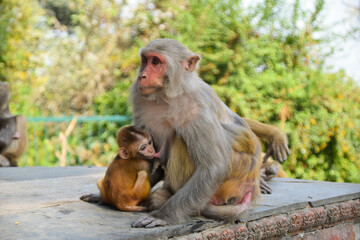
130, 39, 255, 226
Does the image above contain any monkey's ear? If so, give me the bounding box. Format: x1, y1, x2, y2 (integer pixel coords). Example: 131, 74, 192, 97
118, 147, 129, 159
185, 55, 200, 72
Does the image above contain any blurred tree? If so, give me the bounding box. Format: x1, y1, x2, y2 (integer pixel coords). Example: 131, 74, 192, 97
34, 0, 134, 115
0, 0, 45, 116
40, 0, 74, 28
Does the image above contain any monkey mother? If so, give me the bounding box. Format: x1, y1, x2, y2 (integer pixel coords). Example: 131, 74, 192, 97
130, 39, 289, 228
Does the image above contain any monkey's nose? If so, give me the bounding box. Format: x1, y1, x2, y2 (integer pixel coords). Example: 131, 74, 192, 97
139, 74, 147, 80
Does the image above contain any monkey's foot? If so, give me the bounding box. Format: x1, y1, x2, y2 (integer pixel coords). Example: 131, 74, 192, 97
80, 193, 102, 203
261, 164, 280, 180
131, 216, 168, 228
0, 155, 10, 167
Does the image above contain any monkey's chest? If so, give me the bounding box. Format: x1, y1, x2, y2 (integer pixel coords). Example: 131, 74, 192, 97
140, 110, 173, 147
165, 135, 195, 192
135, 159, 151, 173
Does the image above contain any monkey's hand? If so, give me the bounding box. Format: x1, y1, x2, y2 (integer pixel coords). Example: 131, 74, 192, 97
260, 177, 272, 194
150, 166, 165, 187
154, 165, 165, 179
263, 130, 290, 163
131, 215, 168, 228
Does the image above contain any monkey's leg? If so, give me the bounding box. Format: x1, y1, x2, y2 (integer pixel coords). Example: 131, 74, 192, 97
132, 184, 172, 228
146, 187, 172, 210
114, 171, 152, 212
120, 170, 151, 208
118, 205, 148, 212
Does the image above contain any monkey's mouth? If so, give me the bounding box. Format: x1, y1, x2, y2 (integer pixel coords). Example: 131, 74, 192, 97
138, 86, 160, 95
143, 152, 161, 160
153, 151, 161, 158
138, 86, 161, 95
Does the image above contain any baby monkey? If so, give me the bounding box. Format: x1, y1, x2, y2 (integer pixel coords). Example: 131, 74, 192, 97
80, 126, 164, 212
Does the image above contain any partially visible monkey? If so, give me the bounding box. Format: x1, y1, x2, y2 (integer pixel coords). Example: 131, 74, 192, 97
80, 126, 164, 211
130, 39, 290, 228
0, 82, 28, 167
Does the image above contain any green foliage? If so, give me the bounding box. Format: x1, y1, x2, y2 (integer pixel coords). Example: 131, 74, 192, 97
1, 0, 359, 182
0, 0, 45, 113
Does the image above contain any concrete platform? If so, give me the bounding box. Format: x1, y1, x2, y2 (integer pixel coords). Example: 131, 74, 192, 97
0, 167, 359, 240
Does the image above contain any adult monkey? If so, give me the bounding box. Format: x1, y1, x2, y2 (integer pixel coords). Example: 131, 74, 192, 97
130, 39, 289, 227
0, 82, 28, 167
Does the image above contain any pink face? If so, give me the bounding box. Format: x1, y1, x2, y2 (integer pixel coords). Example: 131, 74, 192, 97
137, 136, 155, 159
137, 52, 167, 95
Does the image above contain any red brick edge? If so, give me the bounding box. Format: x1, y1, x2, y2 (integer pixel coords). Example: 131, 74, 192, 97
174, 198, 360, 240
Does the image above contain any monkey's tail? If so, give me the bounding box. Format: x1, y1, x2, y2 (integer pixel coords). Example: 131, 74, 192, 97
201, 204, 248, 222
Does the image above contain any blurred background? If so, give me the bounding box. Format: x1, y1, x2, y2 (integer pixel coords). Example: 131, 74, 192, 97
0, 0, 359, 183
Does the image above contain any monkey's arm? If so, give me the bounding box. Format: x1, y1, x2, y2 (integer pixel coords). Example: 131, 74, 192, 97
243, 118, 290, 162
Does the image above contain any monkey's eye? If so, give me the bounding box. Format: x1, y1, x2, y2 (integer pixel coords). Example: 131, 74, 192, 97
148, 139, 152, 145
140, 145, 146, 151
152, 57, 160, 65
142, 56, 147, 64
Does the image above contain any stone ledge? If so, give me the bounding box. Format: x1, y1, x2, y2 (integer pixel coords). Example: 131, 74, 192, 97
0, 167, 359, 240
173, 199, 360, 239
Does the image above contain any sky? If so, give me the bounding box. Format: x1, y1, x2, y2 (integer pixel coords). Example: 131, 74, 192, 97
241, 0, 360, 84
323, 0, 360, 84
